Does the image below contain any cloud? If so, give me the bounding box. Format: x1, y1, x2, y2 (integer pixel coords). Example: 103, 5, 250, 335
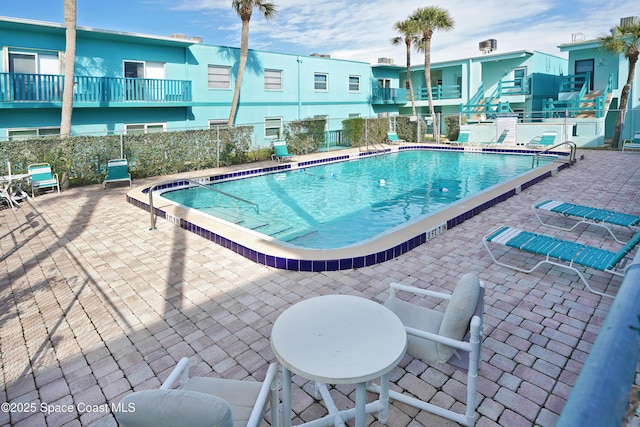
171, 0, 639, 64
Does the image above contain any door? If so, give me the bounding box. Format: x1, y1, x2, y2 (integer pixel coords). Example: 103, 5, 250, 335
124, 61, 145, 100
145, 62, 165, 101
574, 59, 594, 91
9, 53, 36, 100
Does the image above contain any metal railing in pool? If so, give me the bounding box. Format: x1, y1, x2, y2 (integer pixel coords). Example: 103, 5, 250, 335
532, 140, 577, 167
147, 178, 259, 230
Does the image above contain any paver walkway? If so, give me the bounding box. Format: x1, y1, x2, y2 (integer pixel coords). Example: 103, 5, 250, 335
1, 149, 639, 427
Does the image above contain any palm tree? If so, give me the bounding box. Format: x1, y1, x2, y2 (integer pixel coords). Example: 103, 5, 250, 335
410, 6, 454, 140
599, 22, 640, 148
391, 19, 420, 117
228, 0, 277, 127
60, 0, 76, 137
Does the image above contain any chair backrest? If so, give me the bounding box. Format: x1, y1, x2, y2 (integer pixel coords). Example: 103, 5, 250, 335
496, 129, 509, 144
28, 163, 54, 181
539, 131, 557, 145
116, 389, 233, 427
106, 159, 129, 178
633, 131, 640, 144
273, 140, 290, 156
437, 273, 482, 363
457, 131, 470, 142
387, 132, 400, 141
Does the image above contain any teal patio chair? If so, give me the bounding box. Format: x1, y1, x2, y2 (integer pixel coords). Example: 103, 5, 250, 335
386, 132, 405, 144
483, 129, 509, 147
102, 158, 132, 189
28, 163, 60, 197
115, 357, 280, 427
621, 131, 640, 152
526, 131, 557, 148
271, 139, 296, 162
533, 199, 640, 243
451, 130, 470, 145
483, 225, 640, 298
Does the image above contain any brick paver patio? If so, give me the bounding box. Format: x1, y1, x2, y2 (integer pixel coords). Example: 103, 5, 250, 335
1, 149, 639, 427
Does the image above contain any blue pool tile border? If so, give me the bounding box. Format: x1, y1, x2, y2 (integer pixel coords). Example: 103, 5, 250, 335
130, 149, 582, 271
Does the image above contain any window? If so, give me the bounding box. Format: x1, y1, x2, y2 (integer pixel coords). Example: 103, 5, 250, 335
7, 127, 61, 141
125, 123, 166, 134
265, 117, 282, 138
513, 67, 526, 87
349, 113, 361, 118
314, 73, 328, 91
208, 65, 231, 89
349, 75, 360, 92
265, 69, 282, 91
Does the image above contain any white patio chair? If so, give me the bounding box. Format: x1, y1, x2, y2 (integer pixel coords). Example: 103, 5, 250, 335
369, 273, 484, 427
114, 357, 280, 427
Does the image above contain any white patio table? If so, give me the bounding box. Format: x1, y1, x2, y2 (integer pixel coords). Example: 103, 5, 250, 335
0, 173, 31, 209
271, 294, 407, 427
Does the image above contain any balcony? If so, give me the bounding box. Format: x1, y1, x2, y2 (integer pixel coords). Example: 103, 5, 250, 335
371, 87, 407, 104
414, 84, 462, 101
0, 73, 192, 107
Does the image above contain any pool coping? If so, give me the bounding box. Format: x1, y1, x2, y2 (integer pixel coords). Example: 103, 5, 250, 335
127, 145, 582, 271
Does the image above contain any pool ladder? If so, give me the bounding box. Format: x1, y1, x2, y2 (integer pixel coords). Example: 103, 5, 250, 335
532, 140, 577, 168
147, 177, 259, 230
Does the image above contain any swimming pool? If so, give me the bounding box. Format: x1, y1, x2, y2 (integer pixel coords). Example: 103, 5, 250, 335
161, 150, 553, 249
128, 145, 577, 271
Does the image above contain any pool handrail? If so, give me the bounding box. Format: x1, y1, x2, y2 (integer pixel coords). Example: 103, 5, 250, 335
532, 140, 577, 167
147, 177, 259, 230
555, 249, 640, 426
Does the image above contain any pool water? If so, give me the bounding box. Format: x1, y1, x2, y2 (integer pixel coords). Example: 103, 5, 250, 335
161, 150, 551, 249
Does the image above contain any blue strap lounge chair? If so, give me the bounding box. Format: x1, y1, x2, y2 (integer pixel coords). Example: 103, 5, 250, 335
526, 131, 557, 149
386, 132, 405, 144
533, 199, 640, 243
271, 139, 296, 162
451, 130, 470, 145
103, 158, 132, 189
483, 225, 640, 298
28, 163, 60, 197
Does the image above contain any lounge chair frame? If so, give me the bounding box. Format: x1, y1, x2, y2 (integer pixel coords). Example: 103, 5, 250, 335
622, 131, 640, 152
526, 131, 557, 149
533, 199, 640, 244
368, 279, 484, 427
483, 225, 640, 298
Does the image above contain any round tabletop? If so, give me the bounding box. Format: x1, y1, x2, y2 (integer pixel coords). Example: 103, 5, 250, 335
271, 294, 407, 384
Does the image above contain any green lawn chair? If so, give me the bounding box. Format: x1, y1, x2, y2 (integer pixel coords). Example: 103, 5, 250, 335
103, 158, 132, 189
28, 163, 60, 197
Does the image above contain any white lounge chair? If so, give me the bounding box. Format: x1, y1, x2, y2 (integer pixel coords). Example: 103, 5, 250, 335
114, 357, 280, 427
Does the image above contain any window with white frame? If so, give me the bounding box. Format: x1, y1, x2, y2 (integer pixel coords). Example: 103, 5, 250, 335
265, 117, 282, 138
7, 127, 60, 141
125, 123, 166, 135
349, 113, 360, 118
348, 75, 360, 92
208, 65, 231, 89
314, 73, 328, 91
265, 69, 282, 90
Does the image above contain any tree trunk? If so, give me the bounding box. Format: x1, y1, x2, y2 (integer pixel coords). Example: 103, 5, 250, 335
423, 35, 438, 141
405, 39, 416, 117
611, 57, 636, 147
60, 0, 76, 138
228, 20, 250, 127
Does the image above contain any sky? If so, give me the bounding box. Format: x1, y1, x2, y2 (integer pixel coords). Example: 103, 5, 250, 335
1, 0, 638, 64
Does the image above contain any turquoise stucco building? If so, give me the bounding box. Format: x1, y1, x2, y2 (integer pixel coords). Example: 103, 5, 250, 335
1, 15, 637, 147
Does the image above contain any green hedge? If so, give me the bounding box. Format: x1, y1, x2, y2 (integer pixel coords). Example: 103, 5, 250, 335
282, 118, 327, 154
0, 127, 262, 187
341, 117, 388, 147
